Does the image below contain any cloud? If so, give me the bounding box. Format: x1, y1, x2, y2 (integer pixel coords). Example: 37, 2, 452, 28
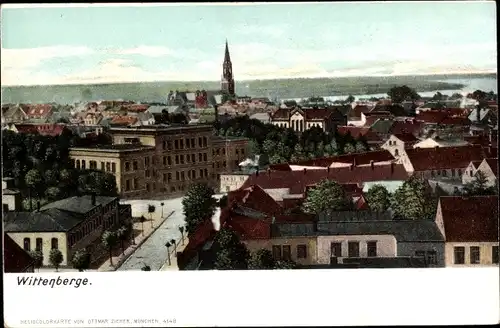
113, 45, 173, 57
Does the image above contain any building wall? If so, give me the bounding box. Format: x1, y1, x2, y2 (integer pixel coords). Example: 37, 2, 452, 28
419, 167, 466, 182
317, 235, 397, 265
8, 232, 68, 266
244, 237, 317, 266
381, 135, 408, 158
462, 162, 478, 185
2, 194, 20, 211
396, 151, 415, 172
397, 241, 445, 267
212, 138, 249, 183
220, 174, 250, 193
445, 242, 499, 267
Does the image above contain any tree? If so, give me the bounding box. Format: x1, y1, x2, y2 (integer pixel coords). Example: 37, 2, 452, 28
274, 260, 299, 269
431, 92, 445, 101
101, 230, 118, 267
30, 250, 44, 272
182, 183, 217, 235
116, 226, 128, 255
44, 169, 59, 186
355, 141, 367, 153
49, 249, 63, 272
291, 143, 307, 162
25, 168, 43, 206
365, 185, 391, 212
248, 249, 275, 270
345, 94, 355, 103
72, 250, 91, 272
246, 139, 261, 158
387, 85, 420, 103
463, 171, 497, 195
344, 143, 356, 154
45, 186, 62, 201
147, 204, 156, 228
212, 228, 250, 270
302, 179, 350, 214
391, 177, 436, 220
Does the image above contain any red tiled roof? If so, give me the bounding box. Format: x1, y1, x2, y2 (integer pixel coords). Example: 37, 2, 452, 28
242, 164, 409, 194
439, 116, 471, 126
405, 145, 488, 171
110, 115, 138, 126
280, 150, 396, 168
415, 110, 449, 124
364, 115, 392, 127
4, 234, 35, 273
238, 185, 283, 216
25, 104, 53, 118
304, 108, 333, 120
270, 108, 290, 120
223, 214, 271, 240
348, 105, 371, 118
36, 124, 66, 136
12, 124, 39, 134
123, 104, 150, 112
483, 146, 498, 158
393, 133, 419, 143
389, 120, 424, 136
364, 111, 392, 116
438, 196, 498, 242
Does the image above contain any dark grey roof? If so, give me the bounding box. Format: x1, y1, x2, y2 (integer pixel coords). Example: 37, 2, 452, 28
273, 219, 444, 242
2, 188, 21, 195
318, 210, 393, 222
316, 220, 444, 242
232, 205, 267, 219
40, 195, 117, 214
4, 209, 85, 232
370, 119, 395, 134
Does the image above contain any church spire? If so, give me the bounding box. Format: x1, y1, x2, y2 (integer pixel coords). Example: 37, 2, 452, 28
221, 39, 235, 97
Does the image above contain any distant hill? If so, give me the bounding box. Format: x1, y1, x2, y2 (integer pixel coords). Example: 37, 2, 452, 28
1, 73, 496, 105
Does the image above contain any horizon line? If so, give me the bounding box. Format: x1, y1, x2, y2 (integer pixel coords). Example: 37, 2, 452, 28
1, 71, 497, 88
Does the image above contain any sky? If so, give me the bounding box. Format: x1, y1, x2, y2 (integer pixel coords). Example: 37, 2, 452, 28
0, 2, 497, 86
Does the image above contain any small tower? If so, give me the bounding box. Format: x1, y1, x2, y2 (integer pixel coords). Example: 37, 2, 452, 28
221, 39, 235, 97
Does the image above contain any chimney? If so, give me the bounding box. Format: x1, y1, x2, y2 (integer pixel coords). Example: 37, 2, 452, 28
91, 193, 96, 206
36, 201, 41, 212
303, 168, 307, 175
370, 160, 374, 170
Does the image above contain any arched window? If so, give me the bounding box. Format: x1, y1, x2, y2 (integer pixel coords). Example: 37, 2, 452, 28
51, 238, 59, 250
76, 160, 81, 169
23, 238, 31, 251
394, 149, 399, 156
299, 121, 304, 132
36, 238, 43, 251
81, 160, 86, 169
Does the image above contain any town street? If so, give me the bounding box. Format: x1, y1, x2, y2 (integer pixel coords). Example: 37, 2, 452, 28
117, 194, 223, 271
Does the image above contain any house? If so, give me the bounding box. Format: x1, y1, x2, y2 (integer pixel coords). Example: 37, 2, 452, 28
336, 126, 383, 147
4, 234, 35, 273
369, 118, 397, 139
128, 112, 156, 126
4, 195, 125, 267
464, 133, 498, 148
435, 196, 498, 266
462, 158, 498, 187
371, 104, 407, 117
388, 119, 424, 137
347, 104, 372, 121
270, 107, 346, 133
413, 136, 469, 149
315, 210, 445, 267
468, 107, 497, 126
2, 178, 22, 212
398, 145, 490, 181
381, 133, 419, 158
84, 112, 103, 126
24, 104, 53, 121
1, 104, 28, 124
5, 123, 67, 137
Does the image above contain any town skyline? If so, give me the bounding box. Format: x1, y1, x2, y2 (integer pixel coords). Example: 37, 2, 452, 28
1, 2, 497, 86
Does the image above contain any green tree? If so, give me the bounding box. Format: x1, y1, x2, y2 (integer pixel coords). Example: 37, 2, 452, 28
463, 171, 497, 195
182, 183, 217, 235
449, 93, 463, 100
45, 186, 62, 201
22, 198, 49, 211
345, 94, 355, 103
355, 141, 367, 153
365, 185, 391, 212
116, 226, 128, 255
391, 177, 436, 220
30, 250, 44, 272
314, 141, 325, 158
25, 168, 43, 206
387, 85, 421, 103
262, 139, 277, 155
302, 179, 350, 214
49, 249, 63, 272
246, 139, 261, 158
291, 144, 307, 162
269, 154, 285, 164
248, 249, 275, 270
212, 228, 250, 270
344, 143, 356, 154
44, 169, 59, 186
72, 250, 91, 272
275, 260, 299, 269
101, 230, 118, 267
147, 204, 156, 228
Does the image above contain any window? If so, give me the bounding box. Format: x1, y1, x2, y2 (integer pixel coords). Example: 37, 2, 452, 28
51, 238, 58, 249
175, 155, 179, 164
200, 169, 204, 178
36, 238, 43, 252
451, 169, 455, 177
493, 246, 499, 264
394, 149, 399, 156
145, 157, 150, 167
297, 245, 307, 259
470, 246, 480, 264
146, 183, 150, 192
125, 180, 131, 191
125, 162, 130, 171
176, 171, 180, 180
181, 171, 185, 181
204, 169, 208, 177
191, 154, 195, 163
174, 140, 179, 149
180, 139, 184, 149
272, 245, 282, 260
348, 241, 360, 258
241, 149, 245, 156
442, 170, 447, 177
203, 153, 208, 162
81, 160, 86, 169
167, 173, 172, 182
454, 246, 465, 264
367, 241, 377, 257
458, 169, 462, 176
3, 204, 9, 212
330, 242, 342, 258
163, 156, 167, 165
198, 137, 202, 147
106, 162, 111, 172
191, 138, 195, 148
470, 170, 474, 177
111, 163, 116, 173
426, 250, 437, 265
203, 137, 207, 147
199, 153, 203, 162
134, 178, 139, 189
180, 155, 185, 164
145, 169, 150, 178
282, 245, 291, 261
168, 156, 172, 165
133, 161, 138, 170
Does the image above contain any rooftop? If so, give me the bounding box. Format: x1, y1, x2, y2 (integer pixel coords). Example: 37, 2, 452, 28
70, 144, 155, 152
4, 234, 35, 272
4, 209, 85, 232
40, 195, 117, 214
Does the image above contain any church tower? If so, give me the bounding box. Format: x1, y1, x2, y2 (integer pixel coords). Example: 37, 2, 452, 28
221, 39, 235, 97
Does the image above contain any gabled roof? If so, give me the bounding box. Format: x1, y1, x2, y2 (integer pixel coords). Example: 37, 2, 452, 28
228, 185, 283, 217
348, 105, 371, 118
24, 104, 53, 118
4, 209, 86, 232
468, 108, 492, 122
481, 158, 498, 176
40, 195, 117, 214
404, 145, 488, 171
370, 119, 396, 135
438, 196, 498, 242
110, 115, 138, 126
4, 234, 35, 272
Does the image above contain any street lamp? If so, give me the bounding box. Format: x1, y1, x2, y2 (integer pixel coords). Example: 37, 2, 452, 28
171, 239, 177, 255
178, 226, 185, 245
160, 202, 165, 219
165, 241, 172, 266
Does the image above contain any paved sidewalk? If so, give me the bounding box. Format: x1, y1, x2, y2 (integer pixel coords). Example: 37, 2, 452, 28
159, 237, 189, 271
98, 211, 174, 272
